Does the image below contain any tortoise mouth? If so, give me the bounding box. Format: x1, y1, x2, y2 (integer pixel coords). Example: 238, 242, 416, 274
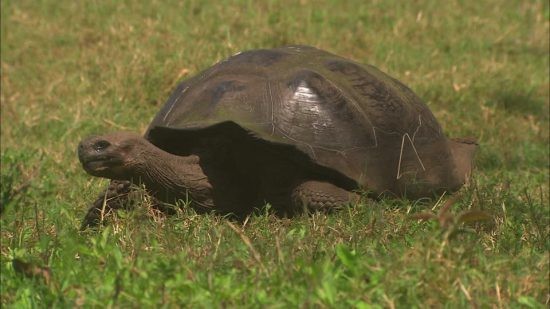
80, 155, 123, 173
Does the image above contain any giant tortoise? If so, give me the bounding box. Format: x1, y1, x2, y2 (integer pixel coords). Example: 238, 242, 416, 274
78, 45, 477, 228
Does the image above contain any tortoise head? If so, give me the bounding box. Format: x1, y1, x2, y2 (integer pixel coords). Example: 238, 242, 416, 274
78, 132, 150, 180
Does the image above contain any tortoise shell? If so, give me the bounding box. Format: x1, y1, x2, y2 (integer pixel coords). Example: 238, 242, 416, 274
147, 45, 476, 198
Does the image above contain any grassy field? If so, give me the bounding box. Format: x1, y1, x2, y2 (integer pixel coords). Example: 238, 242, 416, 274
1, 0, 548, 307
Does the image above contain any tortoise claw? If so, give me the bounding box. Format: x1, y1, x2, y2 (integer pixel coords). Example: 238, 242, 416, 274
80, 180, 132, 230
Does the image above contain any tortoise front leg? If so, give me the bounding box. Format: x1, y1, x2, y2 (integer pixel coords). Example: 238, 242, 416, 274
291, 180, 360, 212
80, 180, 132, 230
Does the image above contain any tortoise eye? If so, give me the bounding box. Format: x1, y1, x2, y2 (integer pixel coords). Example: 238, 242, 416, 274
93, 140, 110, 151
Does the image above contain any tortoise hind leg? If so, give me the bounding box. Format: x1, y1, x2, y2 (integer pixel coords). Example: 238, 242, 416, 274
80, 180, 132, 230
291, 181, 360, 213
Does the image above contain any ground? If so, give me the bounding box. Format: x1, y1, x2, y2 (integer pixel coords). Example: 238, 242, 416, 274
1, 0, 548, 307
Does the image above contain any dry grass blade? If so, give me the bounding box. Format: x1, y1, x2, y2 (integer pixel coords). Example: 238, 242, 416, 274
225, 221, 267, 273
457, 279, 473, 303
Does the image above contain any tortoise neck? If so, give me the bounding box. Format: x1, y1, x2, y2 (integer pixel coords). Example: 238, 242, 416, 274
135, 144, 213, 207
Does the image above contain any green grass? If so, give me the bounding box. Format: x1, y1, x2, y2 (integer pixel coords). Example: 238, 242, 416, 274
1, 0, 548, 307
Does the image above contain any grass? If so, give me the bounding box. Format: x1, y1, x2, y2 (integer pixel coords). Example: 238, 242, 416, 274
1, 0, 548, 307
